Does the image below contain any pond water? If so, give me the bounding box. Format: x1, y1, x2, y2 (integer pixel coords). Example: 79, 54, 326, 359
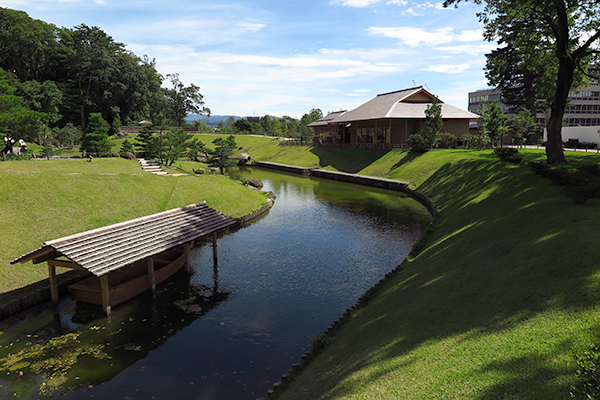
0, 167, 432, 399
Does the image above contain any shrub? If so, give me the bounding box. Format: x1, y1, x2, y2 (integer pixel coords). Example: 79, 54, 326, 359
436, 133, 458, 149
493, 147, 523, 163
407, 133, 430, 153
461, 134, 488, 150
530, 162, 600, 204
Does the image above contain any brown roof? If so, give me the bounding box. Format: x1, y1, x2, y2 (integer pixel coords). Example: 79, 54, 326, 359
308, 110, 347, 127
11, 202, 237, 277
313, 87, 479, 125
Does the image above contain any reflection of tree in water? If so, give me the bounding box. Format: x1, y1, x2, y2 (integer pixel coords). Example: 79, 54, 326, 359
0, 268, 230, 398
311, 182, 432, 232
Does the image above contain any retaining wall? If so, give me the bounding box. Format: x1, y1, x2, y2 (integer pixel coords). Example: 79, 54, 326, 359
253, 162, 436, 218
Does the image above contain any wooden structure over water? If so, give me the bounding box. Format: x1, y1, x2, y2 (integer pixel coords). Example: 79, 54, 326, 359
11, 202, 237, 314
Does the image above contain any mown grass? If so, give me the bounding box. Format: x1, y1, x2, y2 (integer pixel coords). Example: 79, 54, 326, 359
0, 157, 267, 293
263, 148, 600, 399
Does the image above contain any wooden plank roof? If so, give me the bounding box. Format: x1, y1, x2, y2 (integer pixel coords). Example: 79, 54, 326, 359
11, 202, 237, 277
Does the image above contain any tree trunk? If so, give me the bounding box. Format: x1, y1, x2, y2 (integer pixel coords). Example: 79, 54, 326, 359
546, 7, 574, 165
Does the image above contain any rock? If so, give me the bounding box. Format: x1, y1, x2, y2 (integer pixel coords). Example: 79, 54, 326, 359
247, 178, 263, 188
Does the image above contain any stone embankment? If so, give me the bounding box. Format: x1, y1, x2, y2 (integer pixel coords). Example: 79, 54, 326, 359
254, 161, 436, 218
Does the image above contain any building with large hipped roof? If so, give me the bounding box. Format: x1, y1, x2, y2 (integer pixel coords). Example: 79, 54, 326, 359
309, 86, 479, 147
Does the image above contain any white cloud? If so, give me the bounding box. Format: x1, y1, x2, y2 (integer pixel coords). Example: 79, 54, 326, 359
386, 0, 407, 5
353, 89, 371, 93
420, 63, 471, 74
368, 26, 484, 47
435, 43, 497, 56
236, 22, 266, 32
331, 0, 381, 7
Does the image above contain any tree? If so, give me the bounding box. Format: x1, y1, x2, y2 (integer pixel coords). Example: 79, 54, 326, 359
444, 0, 600, 164
422, 98, 443, 148
208, 135, 237, 174
193, 119, 212, 133
508, 110, 536, 146
186, 138, 207, 160
0, 69, 45, 142
120, 138, 134, 154
152, 128, 193, 166
233, 118, 252, 133
260, 115, 275, 136
54, 123, 82, 148
81, 112, 111, 155
299, 108, 323, 143
163, 73, 208, 126
479, 101, 507, 147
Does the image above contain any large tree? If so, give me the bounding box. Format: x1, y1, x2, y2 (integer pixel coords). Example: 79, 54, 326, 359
163, 73, 209, 126
445, 0, 600, 164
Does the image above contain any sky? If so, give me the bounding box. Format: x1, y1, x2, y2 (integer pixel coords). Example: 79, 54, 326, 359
2, 0, 497, 118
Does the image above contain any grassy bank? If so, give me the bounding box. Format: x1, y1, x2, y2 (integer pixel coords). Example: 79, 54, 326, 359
0, 157, 268, 294
253, 146, 600, 399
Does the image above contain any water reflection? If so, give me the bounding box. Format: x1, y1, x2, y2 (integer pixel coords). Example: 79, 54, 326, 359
0, 167, 431, 399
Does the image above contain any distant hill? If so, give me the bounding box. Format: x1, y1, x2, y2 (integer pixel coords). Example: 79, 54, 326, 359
186, 114, 243, 126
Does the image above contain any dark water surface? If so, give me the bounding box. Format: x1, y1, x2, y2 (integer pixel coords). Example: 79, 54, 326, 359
0, 167, 431, 399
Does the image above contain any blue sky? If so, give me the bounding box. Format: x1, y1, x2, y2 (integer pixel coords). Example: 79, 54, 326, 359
2, 0, 496, 117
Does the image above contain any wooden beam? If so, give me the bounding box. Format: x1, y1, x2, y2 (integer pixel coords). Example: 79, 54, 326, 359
212, 232, 218, 268
32, 251, 61, 264
47, 259, 85, 270
48, 264, 59, 305
100, 275, 111, 315
147, 256, 156, 293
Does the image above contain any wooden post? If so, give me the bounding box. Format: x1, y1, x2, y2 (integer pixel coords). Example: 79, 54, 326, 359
184, 242, 191, 273
100, 275, 111, 315
147, 256, 156, 293
48, 264, 59, 305
212, 232, 218, 268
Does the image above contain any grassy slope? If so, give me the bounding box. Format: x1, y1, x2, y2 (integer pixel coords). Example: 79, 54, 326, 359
250, 146, 600, 399
0, 157, 267, 293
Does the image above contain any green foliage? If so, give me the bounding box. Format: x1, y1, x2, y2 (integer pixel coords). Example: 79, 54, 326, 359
493, 147, 523, 163
80, 113, 111, 155
163, 73, 208, 127
461, 133, 488, 150
193, 119, 212, 133
508, 110, 536, 146
234, 118, 252, 133
208, 135, 238, 173
54, 123, 82, 148
480, 100, 508, 147
444, 0, 600, 164
119, 138, 133, 153
152, 128, 194, 166
407, 133, 430, 153
186, 137, 207, 160
0, 68, 45, 142
529, 161, 600, 204
571, 344, 600, 399
0, 9, 175, 137
420, 98, 443, 148
436, 133, 458, 149
135, 125, 156, 154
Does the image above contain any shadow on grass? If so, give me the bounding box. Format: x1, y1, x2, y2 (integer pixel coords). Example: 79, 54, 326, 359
309, 147, 390, 173
279, 158, 600, 399
389, 150, 421, 171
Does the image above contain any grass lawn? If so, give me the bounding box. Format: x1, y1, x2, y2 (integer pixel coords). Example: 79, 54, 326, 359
0, 157, 268, 294
263, 147, 600, 399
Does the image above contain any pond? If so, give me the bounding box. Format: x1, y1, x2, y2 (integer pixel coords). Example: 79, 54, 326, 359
0, 167, 432, 399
